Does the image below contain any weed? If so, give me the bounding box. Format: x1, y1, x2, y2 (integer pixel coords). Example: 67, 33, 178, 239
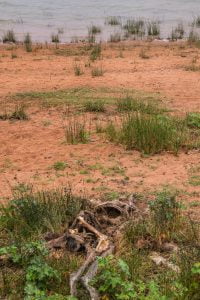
74, 64, 84, 76
188, 30, 200, 43
93, 255, 135, 299
51, 34, 60, 43
3, 30, 16, 43
106, 16, 121, 26
189, 175, 200, 186
24, 33, 32, 52
83, 99, 105, 112
91, 66, 104, 77
53, 161, 68, 171
64, 118, 89, 144
186, 112, 200, 128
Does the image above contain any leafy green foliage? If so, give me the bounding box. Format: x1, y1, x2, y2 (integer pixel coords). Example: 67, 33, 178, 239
53, 161, 68, 171
93, 255, 135, 299
186, 113, 200, 128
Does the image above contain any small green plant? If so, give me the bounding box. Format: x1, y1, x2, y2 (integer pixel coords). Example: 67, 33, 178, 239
3, 30, 16, 43
149, 189, 181, 240
91, 66, 104, 77
53, 161, 68, 171
93, 255, 135, 299
74, 64, 84, 76
24, 33, 32, 52
186, 112, 200, 128
51, 34, 60, 43
84, 99, 105, 112
64, 118, 89, 144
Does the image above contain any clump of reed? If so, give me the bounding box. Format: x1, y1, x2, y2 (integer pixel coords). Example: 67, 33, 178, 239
88, 25, 101, 35
106, 16, 121, 26
51, 34, 60, 43
90, 43, 102, 61
146, 21, 160, 37
64, 118, 90, 144
24, 33, 32, 52
170, 23, 185, 40
123, 18, 145, 38
2, 30, 16, 43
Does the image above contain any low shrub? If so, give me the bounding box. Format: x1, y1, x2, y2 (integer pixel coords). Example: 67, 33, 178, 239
3, 30, 16, 43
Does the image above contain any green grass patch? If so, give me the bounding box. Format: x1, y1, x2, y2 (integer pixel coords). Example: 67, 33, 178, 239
52, 161, 68, 171
106, 114, 187, 155
186, 112, 200, 128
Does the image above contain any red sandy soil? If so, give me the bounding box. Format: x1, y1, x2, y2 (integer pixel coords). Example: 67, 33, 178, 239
0, 41, 199, 216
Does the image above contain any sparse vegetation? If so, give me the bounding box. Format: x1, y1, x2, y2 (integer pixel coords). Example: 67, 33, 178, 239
3, 30, 16, 43
64, 118, 89, 144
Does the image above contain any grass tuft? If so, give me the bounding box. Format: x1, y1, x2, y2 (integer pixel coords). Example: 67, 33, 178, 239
24, 33, 32, 52
106, 113, 187, 155
84, 99, 105, 112
64, 118, 89, 144
3, 30, 16, 43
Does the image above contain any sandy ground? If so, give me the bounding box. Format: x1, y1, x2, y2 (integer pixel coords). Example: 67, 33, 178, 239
0, 41, 200, 216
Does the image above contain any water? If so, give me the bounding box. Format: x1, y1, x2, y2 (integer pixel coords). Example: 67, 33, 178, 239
0, 0, 200, 42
